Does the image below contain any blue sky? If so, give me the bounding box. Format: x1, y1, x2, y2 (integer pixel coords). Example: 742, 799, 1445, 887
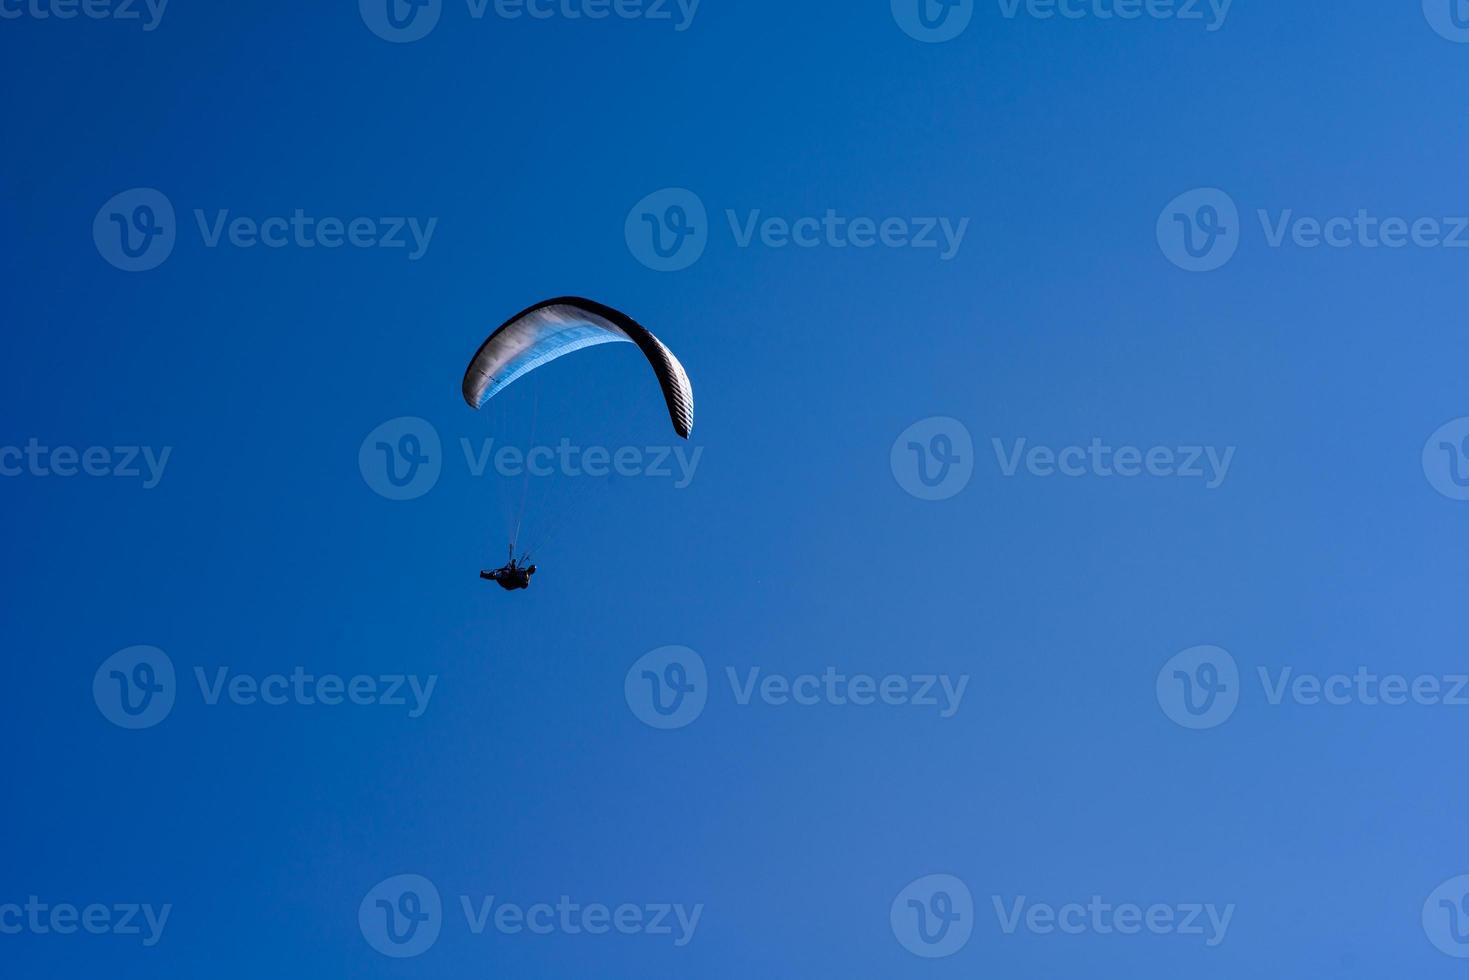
5, 1, 1469, 977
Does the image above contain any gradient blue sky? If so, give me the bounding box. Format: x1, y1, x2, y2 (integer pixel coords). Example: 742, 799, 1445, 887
5, 1, 1469, 977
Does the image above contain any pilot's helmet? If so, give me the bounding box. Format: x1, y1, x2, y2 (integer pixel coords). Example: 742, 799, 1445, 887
527, 565, 538, 575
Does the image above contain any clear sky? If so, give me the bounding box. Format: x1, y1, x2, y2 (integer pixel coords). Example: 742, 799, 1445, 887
5, 1, 1469, 977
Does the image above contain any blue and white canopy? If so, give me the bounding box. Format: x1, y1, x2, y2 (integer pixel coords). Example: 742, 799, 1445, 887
462, 296, 694, 439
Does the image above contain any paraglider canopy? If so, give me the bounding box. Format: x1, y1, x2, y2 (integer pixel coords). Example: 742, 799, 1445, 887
462, 296, 694, 438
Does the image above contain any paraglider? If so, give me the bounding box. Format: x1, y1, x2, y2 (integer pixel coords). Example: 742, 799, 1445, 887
481, 550, 537, 591
463, 296, 695, 588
